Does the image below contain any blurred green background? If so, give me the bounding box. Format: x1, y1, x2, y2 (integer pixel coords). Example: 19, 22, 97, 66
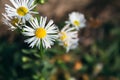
0, 0, 120, 80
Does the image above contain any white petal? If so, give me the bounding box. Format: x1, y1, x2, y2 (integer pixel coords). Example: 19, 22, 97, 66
29, 37, 38, 48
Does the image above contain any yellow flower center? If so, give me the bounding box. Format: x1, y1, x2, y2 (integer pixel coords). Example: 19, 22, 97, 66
10, 18, 19, 26
17, 6, 29, 16
35, 28, 47, 38
73, 20, 80, 26
60, 32, 67, 41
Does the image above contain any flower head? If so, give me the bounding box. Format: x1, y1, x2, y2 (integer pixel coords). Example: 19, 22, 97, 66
59, 24, 79, 52
5, 0, 38, 23
66, 12, 86, 30
23, 16, 59, 49
2, 13, 20, 31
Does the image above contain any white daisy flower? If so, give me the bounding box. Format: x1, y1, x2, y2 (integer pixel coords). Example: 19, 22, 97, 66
66, 12, 86, 30
5, 0, 38, 23
23, 16, 59, 49
2, 13, 20, 31
59, 24, 79, 52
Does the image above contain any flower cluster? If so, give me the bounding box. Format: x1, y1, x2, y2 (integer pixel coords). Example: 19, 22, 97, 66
59, 12, 86, 52
2, 0, 86, 52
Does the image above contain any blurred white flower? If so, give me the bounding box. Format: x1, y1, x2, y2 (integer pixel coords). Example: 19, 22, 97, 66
23, 16, 59, 49
93, 63, 103, 75
66, 12, 86, 30
69, 77, 76, 80
2, 13, 19, 31
5, 0, 38, 23
59, 24, 79, 52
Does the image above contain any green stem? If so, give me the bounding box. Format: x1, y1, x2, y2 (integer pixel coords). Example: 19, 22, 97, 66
40, 44, 43, 59
39, 41, 46, 59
